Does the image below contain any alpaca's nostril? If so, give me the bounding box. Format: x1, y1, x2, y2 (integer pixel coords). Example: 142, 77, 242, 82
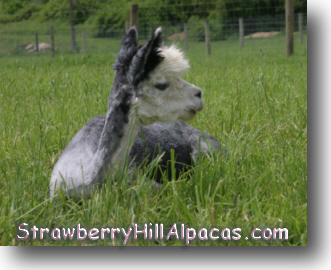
195, 91, 202, 99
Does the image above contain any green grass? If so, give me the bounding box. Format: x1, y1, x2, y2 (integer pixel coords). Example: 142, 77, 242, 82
0, 35, 307, 246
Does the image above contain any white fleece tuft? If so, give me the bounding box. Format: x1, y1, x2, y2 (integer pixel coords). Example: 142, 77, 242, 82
156, 45, 190, 75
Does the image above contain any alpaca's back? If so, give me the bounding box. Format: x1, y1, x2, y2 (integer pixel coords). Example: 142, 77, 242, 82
129, 121, 223, 183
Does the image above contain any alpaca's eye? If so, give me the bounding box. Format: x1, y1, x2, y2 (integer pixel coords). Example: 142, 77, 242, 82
155, 83, 169, 91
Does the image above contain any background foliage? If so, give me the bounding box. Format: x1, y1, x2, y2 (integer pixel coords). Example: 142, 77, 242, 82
0, 0, 307, 39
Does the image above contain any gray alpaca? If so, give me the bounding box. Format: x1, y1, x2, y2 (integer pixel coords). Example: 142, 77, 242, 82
50, 27, 223, 199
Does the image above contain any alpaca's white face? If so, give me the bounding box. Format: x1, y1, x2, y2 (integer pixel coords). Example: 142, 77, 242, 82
136, 45, 204, 126
137, 75, 204, 126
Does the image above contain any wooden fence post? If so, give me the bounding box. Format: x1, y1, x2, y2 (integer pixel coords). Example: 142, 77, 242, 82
82, 31, 86, 53
130, 4, 139, 29
286, 0, 294, 57
239, 17, 244, 48
205, 19, 211, 55
69, 0, 76, 50
184, 23, 189, 51
299, 13, 303, 44
50, 26, 55, 58
35, 32, 39, 54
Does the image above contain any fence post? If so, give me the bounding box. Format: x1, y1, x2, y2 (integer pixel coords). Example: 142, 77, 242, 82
286, 0, 294, 57
299, 13, 303, 44
125, 21, 130, 32
35, 32, 39, 55
69, 0, 76, 50
50, 26, 55, 58
130, 4, 139, 29
184, 23, 189, 51
205, 19, 211, 56
239, 18, 244, 48
82, 31, 86, 53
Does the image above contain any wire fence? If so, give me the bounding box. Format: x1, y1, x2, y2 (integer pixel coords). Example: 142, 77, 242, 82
0, 1, 307, 57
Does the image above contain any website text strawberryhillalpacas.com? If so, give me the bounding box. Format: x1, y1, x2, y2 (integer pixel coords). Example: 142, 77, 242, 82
17, 223, 288, 245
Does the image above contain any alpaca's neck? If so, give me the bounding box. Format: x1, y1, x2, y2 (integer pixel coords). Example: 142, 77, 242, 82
90, 89, 141, 185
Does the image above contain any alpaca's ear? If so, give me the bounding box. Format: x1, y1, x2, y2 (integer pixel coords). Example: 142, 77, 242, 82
113, 27, 139, 74
120, 27, 138, 52
128, 27, 164, 86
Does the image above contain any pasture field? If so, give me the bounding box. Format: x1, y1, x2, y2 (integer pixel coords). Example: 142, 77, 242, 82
0, 36, 307, 246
